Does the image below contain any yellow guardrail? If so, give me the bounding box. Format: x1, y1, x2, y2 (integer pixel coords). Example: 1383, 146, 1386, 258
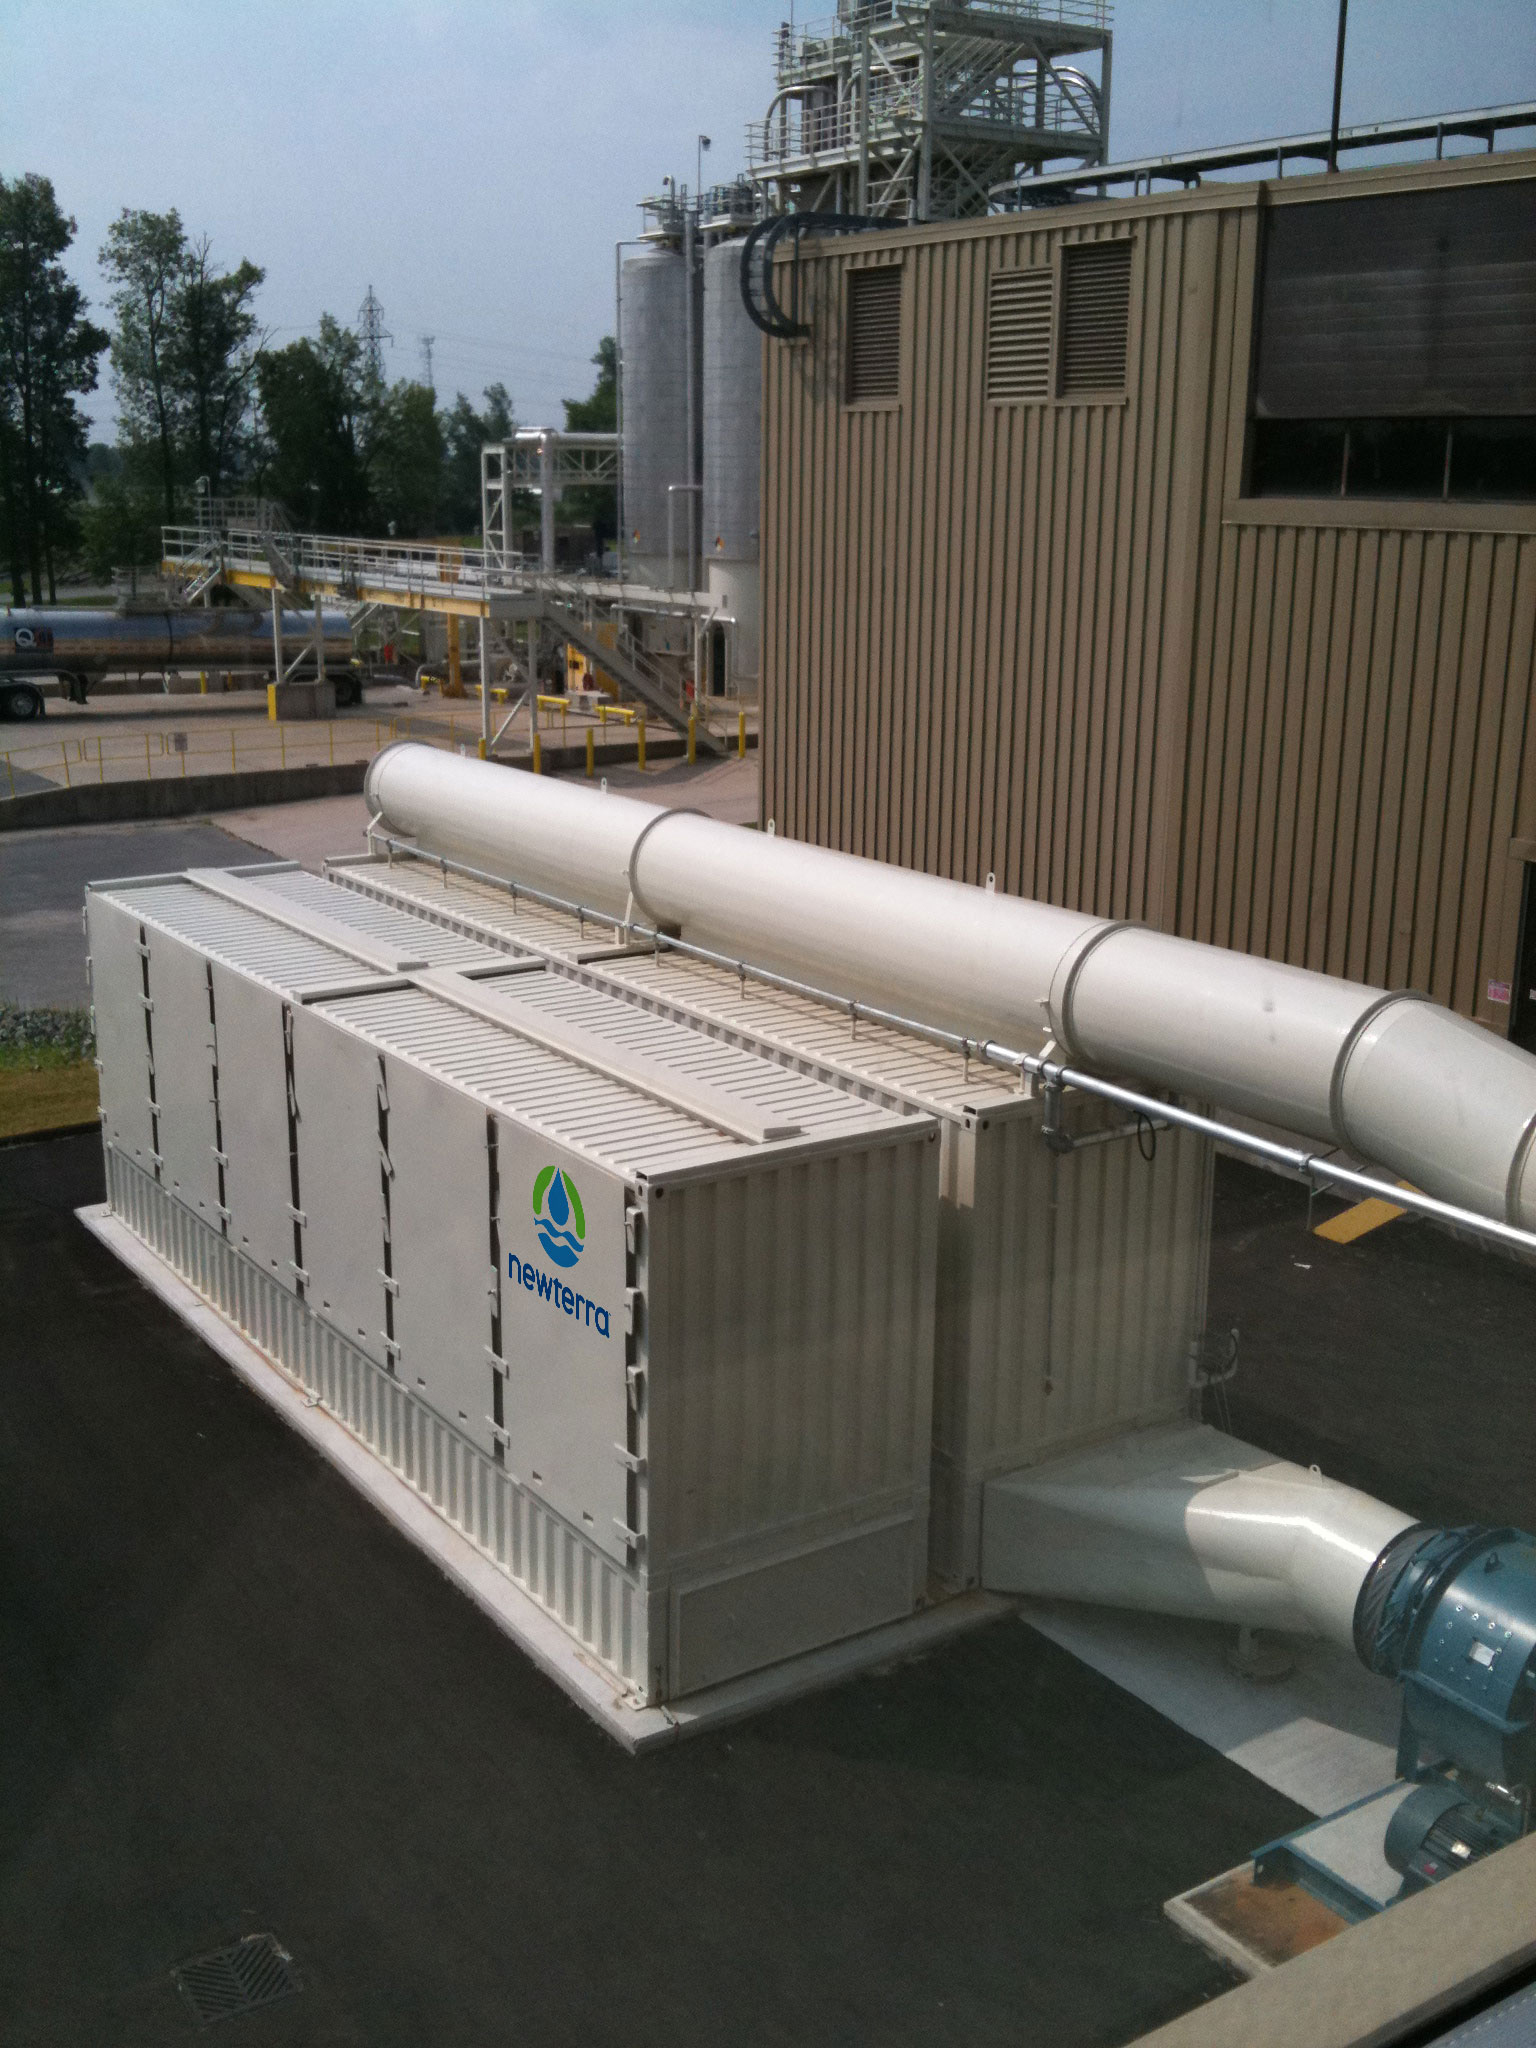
1, 693, 692, 800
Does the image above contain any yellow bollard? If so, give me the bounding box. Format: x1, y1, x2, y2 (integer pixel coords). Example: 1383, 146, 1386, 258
478, 738, 487, 761
533, 732, 543, 775
586, 727, 595, 779
267, 682, 278, 722
687, 711, 697, 766
738, 708, 746, 759
637, 715, 646, 773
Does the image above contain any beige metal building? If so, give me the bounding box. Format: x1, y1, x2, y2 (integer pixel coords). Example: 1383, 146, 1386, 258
759, 146, 1536, 1043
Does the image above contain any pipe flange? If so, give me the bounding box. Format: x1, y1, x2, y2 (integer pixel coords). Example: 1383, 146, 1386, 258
1047, 921, 1144, 1062
1328, 988, 1436, 1155
625, 808, 705, 930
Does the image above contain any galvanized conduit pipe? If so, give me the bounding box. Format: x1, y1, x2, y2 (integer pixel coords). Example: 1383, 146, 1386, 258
364, 745, 1536, 1235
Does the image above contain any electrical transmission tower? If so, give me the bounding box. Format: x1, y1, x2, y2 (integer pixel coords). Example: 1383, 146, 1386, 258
420, 334, 435, 391
358, 285, 391, 384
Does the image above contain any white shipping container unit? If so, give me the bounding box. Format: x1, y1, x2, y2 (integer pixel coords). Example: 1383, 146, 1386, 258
324, 854, 1215, 1588
86, 864, 940, 1712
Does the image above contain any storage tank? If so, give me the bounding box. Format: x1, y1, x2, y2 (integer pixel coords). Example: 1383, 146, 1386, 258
620, 247, 690, 586
702, 240, 761, 567
701, 238, 763, 685
0, 606, 353, 713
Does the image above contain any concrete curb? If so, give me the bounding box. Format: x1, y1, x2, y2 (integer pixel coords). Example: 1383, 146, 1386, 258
0, 759, 368, 832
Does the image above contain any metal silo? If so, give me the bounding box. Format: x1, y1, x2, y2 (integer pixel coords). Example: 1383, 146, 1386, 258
701, 238, 763, 685
620, 247, 689, 587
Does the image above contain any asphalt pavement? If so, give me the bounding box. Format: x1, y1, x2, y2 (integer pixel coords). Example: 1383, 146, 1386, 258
0, 1134, 1287, 2048
0, 818, 269, 1009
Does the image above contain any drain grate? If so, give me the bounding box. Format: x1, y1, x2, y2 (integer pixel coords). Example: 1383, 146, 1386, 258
173, 1933, 300, 2026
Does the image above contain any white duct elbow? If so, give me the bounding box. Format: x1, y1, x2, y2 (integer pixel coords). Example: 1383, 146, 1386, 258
980, 1425, 1417, 1651
361, 745, 1536, 1231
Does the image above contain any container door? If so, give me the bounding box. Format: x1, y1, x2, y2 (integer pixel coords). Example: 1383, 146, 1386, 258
145, 931, 221, 1222
290, 1005, 391, 1365
384, 1056, 500, 1457
212, 965, 299, 1286
87, 893, 156, 1170
497, 1117, 630, 1563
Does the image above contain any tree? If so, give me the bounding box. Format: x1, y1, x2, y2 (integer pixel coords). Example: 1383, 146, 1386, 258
99, 209, 184, 522
255, 316, 370, 532
441, 381, 514, 535
100, 209, 264, 521
561, 337, 617, 548
367, 378, 444, 538
174, 237, 265, 495
0, 174, 108, 603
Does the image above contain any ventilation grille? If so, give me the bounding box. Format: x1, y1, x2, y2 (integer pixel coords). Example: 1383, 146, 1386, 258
1058, 240, 1132, 397
986, 268, 1053, 401
846, 267, 902, 403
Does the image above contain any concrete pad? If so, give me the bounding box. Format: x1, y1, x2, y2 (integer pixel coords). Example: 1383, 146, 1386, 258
209, 792, 373, 870
1020, 1599, 1399, 1816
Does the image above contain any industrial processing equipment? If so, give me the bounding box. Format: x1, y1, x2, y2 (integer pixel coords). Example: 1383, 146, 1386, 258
0, 606, 355, 716
81, 747, 1536, 1914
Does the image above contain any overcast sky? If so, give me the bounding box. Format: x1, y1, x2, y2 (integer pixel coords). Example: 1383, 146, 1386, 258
4, 0, 1532, 438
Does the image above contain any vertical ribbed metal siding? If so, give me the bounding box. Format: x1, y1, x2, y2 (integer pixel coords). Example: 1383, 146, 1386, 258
1182, 519, 1536, 1023
104, 1144, 650, 1693
928, 1102, 1211, 1586
762, 163, 1536, 1028
644, 1134, 938, 1569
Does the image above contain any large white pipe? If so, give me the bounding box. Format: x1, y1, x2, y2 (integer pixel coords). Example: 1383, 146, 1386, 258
363, 744, 1536, 1230
981, 1424, 1416, 1650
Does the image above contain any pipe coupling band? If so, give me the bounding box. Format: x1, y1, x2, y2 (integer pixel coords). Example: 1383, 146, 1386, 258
361, 736, 420, 817
1047, 921, 1144, 1062
625, 808, 704, 930
1506, 1109, 1536, 1228
1328, 989, 1435, 1155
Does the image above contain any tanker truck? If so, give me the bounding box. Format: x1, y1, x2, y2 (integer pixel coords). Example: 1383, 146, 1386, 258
0, 606, 357, 719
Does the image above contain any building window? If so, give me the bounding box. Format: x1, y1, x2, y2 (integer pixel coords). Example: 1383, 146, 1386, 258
845, 267, 902, 404
1248, 180, 1536, 501
1057, 240, 1132, 399
987, 268, 1053, 402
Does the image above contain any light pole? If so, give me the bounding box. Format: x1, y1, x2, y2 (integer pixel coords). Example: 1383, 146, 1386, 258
1328, 0, 1349, 173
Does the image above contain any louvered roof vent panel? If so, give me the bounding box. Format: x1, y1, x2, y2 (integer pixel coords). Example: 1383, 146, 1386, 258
1058, 240, 1133, 398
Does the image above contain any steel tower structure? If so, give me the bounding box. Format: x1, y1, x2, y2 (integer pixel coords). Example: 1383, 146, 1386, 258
745, 1, 1112, 222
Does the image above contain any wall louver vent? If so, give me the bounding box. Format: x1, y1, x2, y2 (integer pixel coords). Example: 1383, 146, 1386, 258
846, 267, 902, 402
1058, 241, 1133, 397
986, 269, 1054, 402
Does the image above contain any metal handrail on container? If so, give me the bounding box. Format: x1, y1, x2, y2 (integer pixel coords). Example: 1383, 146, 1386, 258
360, 827, 1536, 1267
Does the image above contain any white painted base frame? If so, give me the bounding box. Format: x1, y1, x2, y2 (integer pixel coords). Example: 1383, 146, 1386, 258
78, 1202, 1007, 1750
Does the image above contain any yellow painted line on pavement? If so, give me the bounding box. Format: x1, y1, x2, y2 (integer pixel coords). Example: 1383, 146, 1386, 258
1313, 1182, 1416, 1244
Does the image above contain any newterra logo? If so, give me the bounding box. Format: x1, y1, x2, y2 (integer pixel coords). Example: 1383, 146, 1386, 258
510, 1164, 613, 1339
533, 1165, 584, 1266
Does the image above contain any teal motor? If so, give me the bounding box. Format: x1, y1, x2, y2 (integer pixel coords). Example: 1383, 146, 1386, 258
1354, 1525, 1536, 1885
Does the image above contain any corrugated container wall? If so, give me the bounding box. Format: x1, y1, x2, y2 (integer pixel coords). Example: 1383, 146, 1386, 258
86, 867, 939, 1708
759, 151, 1536, 1035
327, 855, 1215, 1590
